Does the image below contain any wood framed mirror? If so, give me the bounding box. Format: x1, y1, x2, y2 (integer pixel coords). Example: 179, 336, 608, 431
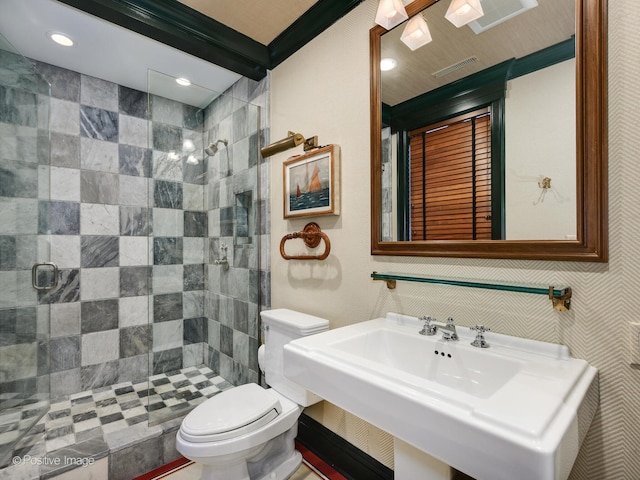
370, 0, 607, 261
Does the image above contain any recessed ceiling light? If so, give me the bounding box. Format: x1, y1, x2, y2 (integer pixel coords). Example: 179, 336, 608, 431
48, 32, 74, 47
380, 58, 398, 71
176, 77, 191, 86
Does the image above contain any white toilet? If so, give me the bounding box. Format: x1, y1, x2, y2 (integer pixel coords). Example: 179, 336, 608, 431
175, 309, 329, 480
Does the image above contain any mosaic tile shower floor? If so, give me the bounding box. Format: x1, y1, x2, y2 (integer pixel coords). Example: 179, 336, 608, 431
0, 365, 232, 475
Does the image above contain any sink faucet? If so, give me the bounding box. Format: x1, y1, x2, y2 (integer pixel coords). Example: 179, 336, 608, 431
419, 316, 437, 336
469, 325, 491, 348
441, 317, 458, 341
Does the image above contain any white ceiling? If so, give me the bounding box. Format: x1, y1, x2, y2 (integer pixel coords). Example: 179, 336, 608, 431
0, 0, 243, 107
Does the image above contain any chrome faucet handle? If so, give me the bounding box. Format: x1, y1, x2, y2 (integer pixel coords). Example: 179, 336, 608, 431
470, 325, 491, 348
469, 324, 490, 334
446, 317, 455, 327
419, 316, 437, 336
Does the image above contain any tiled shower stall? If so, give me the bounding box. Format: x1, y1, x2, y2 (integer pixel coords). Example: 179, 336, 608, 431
40, 61, 269, 398
0, 36, 271, 475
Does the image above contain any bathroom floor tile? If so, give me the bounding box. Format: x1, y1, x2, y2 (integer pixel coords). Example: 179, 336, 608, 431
1, 364, 233, 470
45, 432, 75, 452
101, 419, 128, 434
74, 417, 101, 432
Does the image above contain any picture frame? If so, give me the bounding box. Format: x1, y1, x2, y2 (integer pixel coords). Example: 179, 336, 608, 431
283, 145, 340, 219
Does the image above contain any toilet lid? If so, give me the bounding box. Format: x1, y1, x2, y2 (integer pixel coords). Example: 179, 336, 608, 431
180, 384, 282, 442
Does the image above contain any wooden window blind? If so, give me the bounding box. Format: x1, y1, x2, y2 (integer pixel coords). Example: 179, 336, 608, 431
408, 109, 492, 241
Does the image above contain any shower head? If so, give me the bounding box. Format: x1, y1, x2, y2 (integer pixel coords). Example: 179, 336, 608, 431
205, 139, 228, 156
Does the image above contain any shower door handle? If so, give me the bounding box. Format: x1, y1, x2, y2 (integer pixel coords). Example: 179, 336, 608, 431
31, 262, 59, 290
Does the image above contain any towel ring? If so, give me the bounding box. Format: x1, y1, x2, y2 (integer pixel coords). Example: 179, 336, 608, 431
280, 222, 331, 260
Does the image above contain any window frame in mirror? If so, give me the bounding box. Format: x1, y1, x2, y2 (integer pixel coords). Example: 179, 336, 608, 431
370, 0, 607, 262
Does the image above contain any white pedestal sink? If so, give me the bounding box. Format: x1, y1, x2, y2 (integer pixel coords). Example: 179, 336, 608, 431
283, 313, 599, 480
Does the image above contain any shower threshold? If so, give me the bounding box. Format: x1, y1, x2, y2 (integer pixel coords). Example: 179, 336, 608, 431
0, 365, 234, 479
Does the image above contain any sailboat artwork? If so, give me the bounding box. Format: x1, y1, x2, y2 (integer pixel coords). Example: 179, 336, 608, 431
283, 145, 340, 219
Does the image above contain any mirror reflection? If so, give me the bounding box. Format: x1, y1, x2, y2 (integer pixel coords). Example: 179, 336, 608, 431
379, 0, 576, 242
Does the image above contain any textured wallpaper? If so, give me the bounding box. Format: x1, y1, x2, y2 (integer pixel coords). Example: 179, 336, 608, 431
271, 0, 637, 478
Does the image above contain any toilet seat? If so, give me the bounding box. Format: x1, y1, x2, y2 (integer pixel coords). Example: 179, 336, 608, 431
180, 384, 282, 443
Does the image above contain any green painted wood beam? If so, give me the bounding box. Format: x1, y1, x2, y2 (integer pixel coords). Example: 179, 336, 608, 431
268, 0, 365, 69
55, 0, 366, 81
56, 0, 269, 80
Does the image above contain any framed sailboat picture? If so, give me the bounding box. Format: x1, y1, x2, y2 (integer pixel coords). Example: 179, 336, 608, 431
283, 145, 340, 219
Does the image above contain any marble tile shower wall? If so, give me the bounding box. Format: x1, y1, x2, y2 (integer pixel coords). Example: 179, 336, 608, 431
202, 77, 270, 386
26, 60, 212, 398
0, 48, 51, 399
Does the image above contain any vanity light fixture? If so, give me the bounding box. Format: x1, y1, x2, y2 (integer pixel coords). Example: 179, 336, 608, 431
261, 131, 320, 157
400, 13, 432, 51
48, 32, 74, 47
374, 0, 409, 30
175, 77, 191, 86
445, 0, 485, 28
380, 57, 398, 71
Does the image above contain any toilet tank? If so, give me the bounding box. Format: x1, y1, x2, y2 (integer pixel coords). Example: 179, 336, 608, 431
260, 309, 329, 406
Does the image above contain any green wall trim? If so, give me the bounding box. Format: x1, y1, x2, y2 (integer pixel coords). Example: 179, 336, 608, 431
382, 103, 393, 127
396, 130, 410, 241
389, 59, 513, 131
297, 413, 393, 480
509, 36, 576, 80
55, 0, 365, 81
268, 0, 366, 68
490, 98, 506, 240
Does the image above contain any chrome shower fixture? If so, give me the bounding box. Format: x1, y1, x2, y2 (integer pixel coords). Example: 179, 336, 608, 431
205, 139, 228, 156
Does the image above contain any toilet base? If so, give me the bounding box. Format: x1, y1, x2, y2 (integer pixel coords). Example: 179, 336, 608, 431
187, 424, 302, 480
198, 450, 301, 480
255, 450, 301, 480
200, 461, 251, 480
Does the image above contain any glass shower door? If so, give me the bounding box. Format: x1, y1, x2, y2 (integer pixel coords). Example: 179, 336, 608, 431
0, 33, 51, 464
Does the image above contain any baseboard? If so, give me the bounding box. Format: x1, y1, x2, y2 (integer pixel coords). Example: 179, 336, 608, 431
296, 413, 394, 480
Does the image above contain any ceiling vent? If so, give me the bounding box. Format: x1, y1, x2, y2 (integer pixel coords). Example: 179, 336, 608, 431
433, 56, 478, 78
467, 0, 538, 34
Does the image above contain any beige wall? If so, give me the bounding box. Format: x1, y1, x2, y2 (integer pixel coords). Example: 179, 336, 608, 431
505, 59, 577, 240
270, 0, 638, 478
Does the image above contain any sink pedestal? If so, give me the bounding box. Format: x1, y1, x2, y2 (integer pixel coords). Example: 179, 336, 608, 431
395, 438, 450, 480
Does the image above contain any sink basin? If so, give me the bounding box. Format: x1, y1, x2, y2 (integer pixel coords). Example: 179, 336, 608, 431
283, 313, 598, 480
330, 327, 524, 399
